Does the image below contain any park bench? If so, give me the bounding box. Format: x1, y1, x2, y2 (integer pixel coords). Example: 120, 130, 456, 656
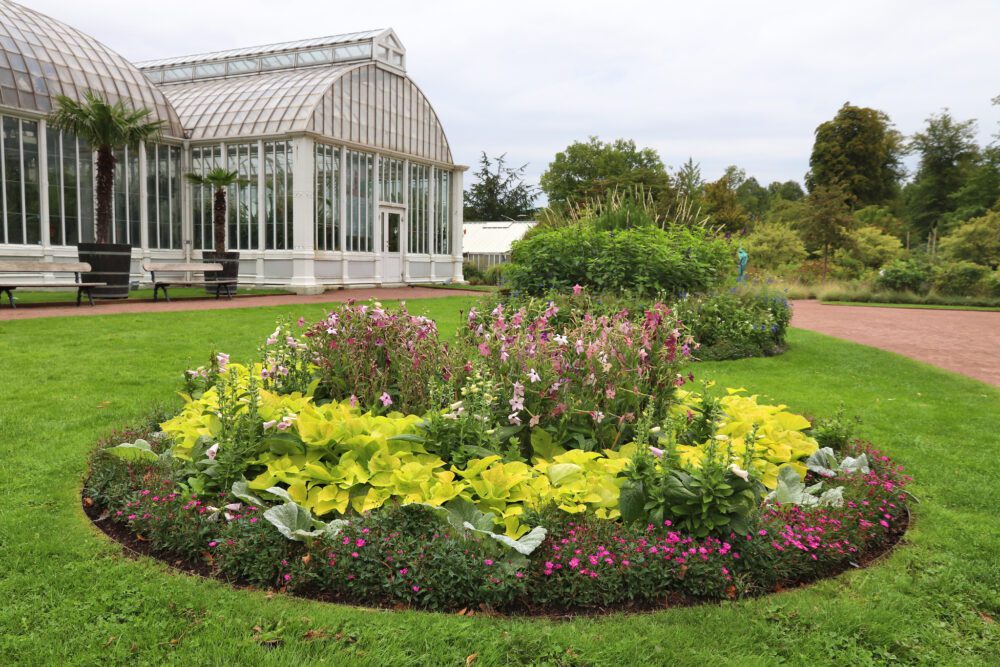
0, 261, 105, 308
142, 261, 236, 302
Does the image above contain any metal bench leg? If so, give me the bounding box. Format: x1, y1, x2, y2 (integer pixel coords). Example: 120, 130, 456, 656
163, 285, 171, 303
1, 287, 14, 309
77, 287, 83, 306
153, 284, 160, 302
225, 283, 234, 300
85, 288, 95, 307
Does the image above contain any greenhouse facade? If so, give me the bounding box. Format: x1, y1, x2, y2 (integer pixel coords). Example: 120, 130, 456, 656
0, 0, 464, 291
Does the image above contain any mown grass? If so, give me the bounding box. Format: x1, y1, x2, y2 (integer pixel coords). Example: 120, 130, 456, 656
1, 297, 998, 666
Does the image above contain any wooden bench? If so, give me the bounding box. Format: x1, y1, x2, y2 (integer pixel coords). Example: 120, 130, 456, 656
142, 261, 236, 302
0, 261, 106, 308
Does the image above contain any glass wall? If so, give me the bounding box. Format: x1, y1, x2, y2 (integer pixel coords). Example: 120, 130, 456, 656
264, 140, 291, 250
1, 115, 41, 245
315, 143, 340, 251
433, 169, 451, 254
408, 163, 428, 254
146, 143, 181, 249
191, 144, 222, 250
345, 149, 373, 252
227, 142, 259, 250
112, 145, 141, 245
379, 156, 403, 204
46, 126, 93, 246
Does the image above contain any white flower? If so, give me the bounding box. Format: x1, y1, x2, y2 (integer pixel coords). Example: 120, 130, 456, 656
728, 463, 750, 482
206, 443, 219, 460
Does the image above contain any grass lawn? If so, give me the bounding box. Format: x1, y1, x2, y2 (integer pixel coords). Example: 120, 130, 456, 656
1, 296, 998, 665
5, 286, 292, 305
820, 300, 1000, 312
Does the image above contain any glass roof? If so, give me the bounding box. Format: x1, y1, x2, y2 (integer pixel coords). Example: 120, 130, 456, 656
0, 0, 183, 135
163, 65, 356, 140
135, 30, 386, 68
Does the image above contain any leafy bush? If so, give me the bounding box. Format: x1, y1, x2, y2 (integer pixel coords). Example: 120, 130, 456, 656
505, 223, 732, 297
743, 223, 807, 272
673, 288, 791, 360
483, 262, 508, 286
875, 258, 931, 293
462, 262, 485, 283
931, 260, 991, 296
939, 211, 1000, 269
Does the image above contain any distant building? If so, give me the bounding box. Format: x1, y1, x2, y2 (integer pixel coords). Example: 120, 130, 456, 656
462, 221, 535, 270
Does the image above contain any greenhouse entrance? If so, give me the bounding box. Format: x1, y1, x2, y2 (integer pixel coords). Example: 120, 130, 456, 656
382, 209, 404, 284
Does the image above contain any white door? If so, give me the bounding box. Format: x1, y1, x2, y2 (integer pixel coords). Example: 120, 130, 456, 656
382, 210, 404, 283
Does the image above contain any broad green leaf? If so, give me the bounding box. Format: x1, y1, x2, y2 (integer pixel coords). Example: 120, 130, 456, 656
105, 440, 159, 464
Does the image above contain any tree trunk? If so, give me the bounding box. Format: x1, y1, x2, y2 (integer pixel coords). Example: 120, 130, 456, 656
95, 146, 116, 244
214, 186, 227, 254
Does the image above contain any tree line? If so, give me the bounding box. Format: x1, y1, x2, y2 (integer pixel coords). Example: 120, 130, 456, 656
464, 96, 1000, 282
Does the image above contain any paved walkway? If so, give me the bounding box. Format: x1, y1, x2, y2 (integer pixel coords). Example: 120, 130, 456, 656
791, 300, 1000, 388
0, 286, 483, 321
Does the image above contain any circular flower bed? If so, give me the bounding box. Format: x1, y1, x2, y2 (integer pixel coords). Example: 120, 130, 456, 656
84, 298, 910, 613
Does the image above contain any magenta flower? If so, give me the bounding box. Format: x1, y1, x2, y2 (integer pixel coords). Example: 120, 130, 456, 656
380, 392, 393, 407
572, 284, 583, 295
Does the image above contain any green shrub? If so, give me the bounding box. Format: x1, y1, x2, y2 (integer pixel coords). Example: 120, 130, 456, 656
506, 223, 732, 297
743, 223, 807, 272
939, 211, 1000, 269
483, 262, 507, 286
931, 261, 991, 296
875, 258, 931, 293
673, 288, 791, 360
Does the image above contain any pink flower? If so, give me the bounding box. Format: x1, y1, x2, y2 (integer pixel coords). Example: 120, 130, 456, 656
572, 284, 583, 296
399, 568, 408, 575
208, 541, 217, 547
649, 446, 664, 458
484, 559, 494, 566
412, 585, 420, 592
206, 443, 219, 460
349, 394, 358, 408
356, 538, 366, 547
380, 392, 393, 407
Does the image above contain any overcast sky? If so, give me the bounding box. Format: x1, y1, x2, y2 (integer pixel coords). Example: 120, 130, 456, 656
23, 0, 1000, 194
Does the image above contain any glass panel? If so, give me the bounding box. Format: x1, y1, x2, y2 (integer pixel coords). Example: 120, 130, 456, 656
226, 59, 258, 74
408, 163, 428, 255
385, 212, 400, 252
227, 142, 259, 250
345, 149, 373, 252
434, 170, 451, 254
264, 140, 291, 250
194, 62, 226, 78
260, 54, 295, 70
47, 125, 62, 245
161, 66, 193, 82
21, 119, 40, 244
2, 116, 24, 243
314, 143, 340, 251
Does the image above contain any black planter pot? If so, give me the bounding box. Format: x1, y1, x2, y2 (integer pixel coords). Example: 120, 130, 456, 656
202, 251, 240, 296
77, 242, 133, 300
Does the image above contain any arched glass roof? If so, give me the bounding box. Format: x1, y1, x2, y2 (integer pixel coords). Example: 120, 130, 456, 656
0, 0, 182, 135
164, 63, 452, 164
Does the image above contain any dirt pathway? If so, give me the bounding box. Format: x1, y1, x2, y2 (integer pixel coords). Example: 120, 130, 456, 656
791, 300, 1000, 387
0, 287, 482, 321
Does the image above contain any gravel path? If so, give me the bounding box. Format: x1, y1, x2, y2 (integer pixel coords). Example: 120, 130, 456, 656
0, 287, 482, 321
791, 300, 1000, 387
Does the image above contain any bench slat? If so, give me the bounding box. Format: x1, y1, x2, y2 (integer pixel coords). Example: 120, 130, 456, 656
0, 261, 91, 273
143, 261, 224, 272
152, 280, 237, 286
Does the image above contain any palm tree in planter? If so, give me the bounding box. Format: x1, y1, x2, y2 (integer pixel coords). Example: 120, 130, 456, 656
185, 168, 248, 293
49, 91, 164, 299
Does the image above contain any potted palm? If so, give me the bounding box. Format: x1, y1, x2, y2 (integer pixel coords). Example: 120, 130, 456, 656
185, 168, 248, 294
49, 91, 164, 299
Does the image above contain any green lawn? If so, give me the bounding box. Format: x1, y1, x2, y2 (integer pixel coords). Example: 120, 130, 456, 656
4, 286, 292, 305
1, 297, 998, 666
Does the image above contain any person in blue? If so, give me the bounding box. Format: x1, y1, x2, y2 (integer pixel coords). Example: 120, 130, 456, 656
737, 246, 749, 282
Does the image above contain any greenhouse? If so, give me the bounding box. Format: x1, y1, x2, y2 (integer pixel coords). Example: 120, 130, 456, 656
0, 0, 464, 290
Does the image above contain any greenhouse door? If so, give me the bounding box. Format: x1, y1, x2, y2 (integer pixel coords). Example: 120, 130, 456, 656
382, 210, 404, 283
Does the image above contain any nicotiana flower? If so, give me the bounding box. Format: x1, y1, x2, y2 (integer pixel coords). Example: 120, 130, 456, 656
380, 392, 393, 407
206, 443, 219, 460
728, 463, 750, 482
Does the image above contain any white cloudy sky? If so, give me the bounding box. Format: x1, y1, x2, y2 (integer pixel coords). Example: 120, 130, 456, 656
23, 0, 1000, 192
